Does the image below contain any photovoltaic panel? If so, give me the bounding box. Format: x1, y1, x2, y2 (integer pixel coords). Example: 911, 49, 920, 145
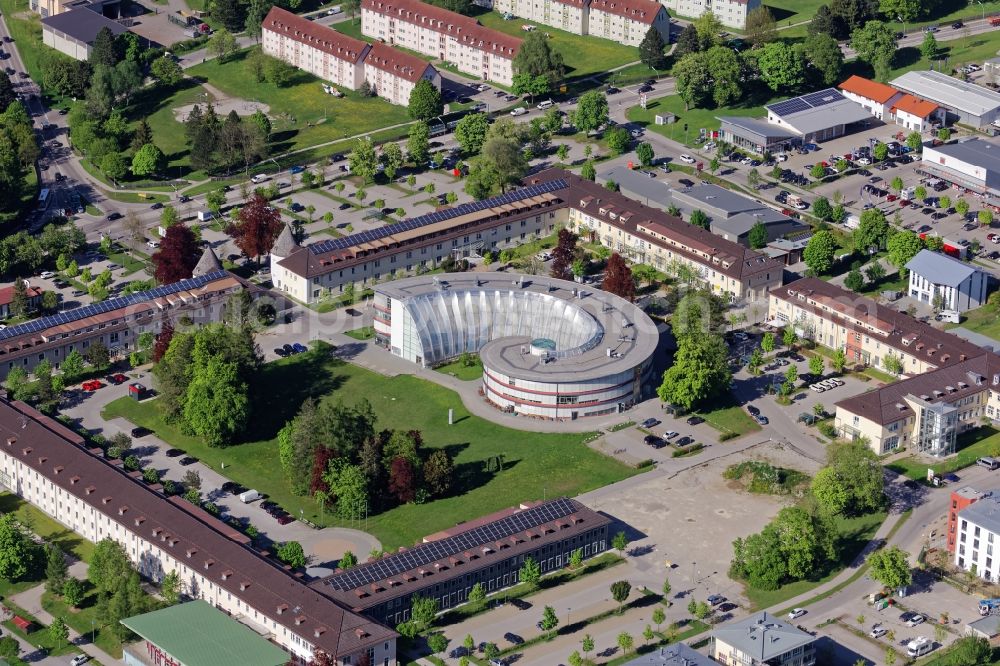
800, 89, 844, 108
767, 97, 810, 117
307, 180, 568, 257
0, 270, 229, 343
323, 498, 580, 591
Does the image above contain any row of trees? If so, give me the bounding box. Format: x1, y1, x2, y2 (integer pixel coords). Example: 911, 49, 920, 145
731, 441, 885, 590
810, 0, 948, 40
278, 396, 457, 517
0, 98, 39, 219
184, 103, 271, 175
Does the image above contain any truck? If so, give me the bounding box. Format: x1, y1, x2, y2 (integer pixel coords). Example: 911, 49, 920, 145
845, 213, 861, 230
991, 16, 1000, 26
197, 210, 213, 222
239, 489, 261, 503
906, 637, 932, 658
979, 598, 1000, 615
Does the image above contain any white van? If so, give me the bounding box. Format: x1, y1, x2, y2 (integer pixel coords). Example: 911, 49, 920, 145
239, 489, 261, 503
935, 310, 960, 323
906, 637, 932, 658
978, 457, 1000, 470
536, 99, 554, 110
250, 174, 269, 184
197, 210, 213, 222
510, 107, 528, 116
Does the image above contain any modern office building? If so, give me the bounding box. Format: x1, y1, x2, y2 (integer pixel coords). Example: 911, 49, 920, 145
361, 0, 521, 86
273, 169, 784, 306
948, 486, 985, 553
717, 116, 796, 156
920, 138, 1000, 198
623, 643, 715, 666
121, 601, 290, 666
41, 7, 129, 61
262, 6, 441, 107
712, 612, 816, 666
373, 272, 659, 419
491, 0, 669, 46
891, 70, 1000, 129
0, 266, 247, 381
0, 398, 398, 664
905, 249, 989, 312
312, 498, 611, 625
954, 490, 1000, 582
658, 0, 759, 29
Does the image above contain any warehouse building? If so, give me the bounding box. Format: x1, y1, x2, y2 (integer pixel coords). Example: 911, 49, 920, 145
920, 138, 1000, 197
764, 88, 871, 143
41, 7, 128, 61
312, 498, 611, 625
905, 249, 989, 313
891, 70, 1000, 129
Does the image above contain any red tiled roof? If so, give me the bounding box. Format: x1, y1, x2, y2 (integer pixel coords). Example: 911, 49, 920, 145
589, 0, 664, 24
892, 94, 939, 118
365, 41, 433, 83
839, 75, 900, 104
0, 285, 41, 307
263, 6, 369, 63
362, 0, 521, 56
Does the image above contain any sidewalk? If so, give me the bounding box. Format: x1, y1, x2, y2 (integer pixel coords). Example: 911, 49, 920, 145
11, 578, 120, 666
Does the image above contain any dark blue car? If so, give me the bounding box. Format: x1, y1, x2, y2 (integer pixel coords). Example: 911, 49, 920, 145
292, 342, 308, 354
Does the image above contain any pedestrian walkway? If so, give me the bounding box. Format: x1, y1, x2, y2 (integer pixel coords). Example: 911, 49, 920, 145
11, 581, 120, 666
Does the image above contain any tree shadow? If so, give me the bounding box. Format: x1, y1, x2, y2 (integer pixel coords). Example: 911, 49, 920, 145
763, 4, 795, 21
894, 47, 922, 69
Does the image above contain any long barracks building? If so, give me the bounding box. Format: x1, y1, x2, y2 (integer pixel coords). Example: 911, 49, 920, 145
271, 169, 783, 306
311, 498, 611, 625
0, 398, 397, 664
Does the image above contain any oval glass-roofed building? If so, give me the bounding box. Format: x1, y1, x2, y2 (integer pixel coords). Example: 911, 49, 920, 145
373, 272, 659, 419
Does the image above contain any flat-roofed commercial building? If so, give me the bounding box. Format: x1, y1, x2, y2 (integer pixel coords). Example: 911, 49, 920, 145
0, 266, 245, 381
954, 491, 1000, 581
764, 89, 872, 144
373, 273, 658, 418
262, 6, 440, 106
658, 0, 758, 29
311, 498, 610, 625
0, 398, 397, 664
920, 138, 1000, 197
891, 70, 1000, 128
272, 170, 783, 306
41, 7, 129, 60
717, 116, 796, 156
713, 612, 816, 666
362, 0, 521, 86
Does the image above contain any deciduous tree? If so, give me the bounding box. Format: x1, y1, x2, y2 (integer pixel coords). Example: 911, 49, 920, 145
573, 91, 609, 134
455, 112, 490, 155
850, 21, 897, 80
152, 223, 200, 284
512, 32, 564, 90
867, 546, 912, 590
758, 42, 806, 92
803, 229, 837, 275
601, 253, 635, 302
408, 79, 443, 121
227, 193, 282, 263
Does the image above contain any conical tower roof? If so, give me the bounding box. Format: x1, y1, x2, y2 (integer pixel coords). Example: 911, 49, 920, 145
272, 223, 299, 258
192, 247, 222, 277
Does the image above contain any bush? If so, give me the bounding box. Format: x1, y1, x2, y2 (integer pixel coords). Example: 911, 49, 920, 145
718, 431, 738, 441
818, 422, 838, 438
672, 443, 704, 457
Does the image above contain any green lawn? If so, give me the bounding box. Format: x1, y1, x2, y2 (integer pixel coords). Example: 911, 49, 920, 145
186, 48, 412, 155
473, 10, 638, 80
886, 426, 1000, 481
887, 29, 1000, 80
41, 588, 125, 658
343, 326, 374, 340
627, 95, 767, 148
744, 509, 887, 609
0, 0, 47, 93
433, 358, 485, 381
102, 345, 635, 550
947, 302, 1000, 343
0, 493, 94, 563
692, 397, 762, 438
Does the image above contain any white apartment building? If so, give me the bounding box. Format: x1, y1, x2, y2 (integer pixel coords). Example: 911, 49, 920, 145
713, 612, 816, 666
263, 6, 441, 106
492, 0, 668, 47
658, 0, 758, 29
905, 249, 989, 313
262, 6, 369, 90
955, 491, 1000, 582
362, 0, 521, 86
0, 399, 397, 665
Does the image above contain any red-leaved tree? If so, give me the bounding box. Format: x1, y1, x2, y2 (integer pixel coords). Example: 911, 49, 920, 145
226, 193, 283, 264
310, 447, 334, 495
550, 228, 578, 280
388, 456, 416, 503
601, 252, 635, 302
151, 223, 200, 284
152, 320, 174, 363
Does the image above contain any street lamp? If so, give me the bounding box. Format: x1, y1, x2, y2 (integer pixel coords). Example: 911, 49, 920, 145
898, 14, 905, 37
978, 0, 985, 20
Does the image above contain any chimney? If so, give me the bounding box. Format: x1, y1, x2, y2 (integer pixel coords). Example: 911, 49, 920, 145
277, 604, 289, 614
240, 581, 250, 591
70, 476, 80, 485
118, 506, 128, 516
204, 559, 215, 570
134, 516, 145, 527
53, 465, 63, 475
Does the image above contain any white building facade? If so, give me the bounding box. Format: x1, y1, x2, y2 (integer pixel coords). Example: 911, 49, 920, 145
955, 493, 1000, 582
492, 0, 589, 34
361, 0, 520, 86
657, 0, 757, 29
905, 249, 989, 313
492, 0, 668, 47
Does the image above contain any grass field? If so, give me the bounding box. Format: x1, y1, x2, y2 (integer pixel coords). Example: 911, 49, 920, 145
947, 302, 1000, 342
886, 426, 1000, 480
884, 29, 1000, 80
42, 588, 124, 658
434, 358, 485, 381
743, 509, 887, 609
0, 0, 46, 91
102, 345, 635, 550
186, 48, 412, 155
0, 493, 95, 563
627, 95, 767, 148
473, 10, 638, 80
693, 401, 762, 437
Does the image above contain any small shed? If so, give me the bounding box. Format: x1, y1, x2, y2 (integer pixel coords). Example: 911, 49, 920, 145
128, 382, 147, 401
11, 615, 34, 633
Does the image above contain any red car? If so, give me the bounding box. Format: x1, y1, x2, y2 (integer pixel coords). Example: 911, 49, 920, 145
82, 380, 103, 391
108, 373, 128, 385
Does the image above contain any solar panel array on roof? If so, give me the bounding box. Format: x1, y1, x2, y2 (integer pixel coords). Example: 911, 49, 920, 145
323, 498, 580, 591
0, 271, 230, 343
307, 180, 567, 256
767, 89, 845, 118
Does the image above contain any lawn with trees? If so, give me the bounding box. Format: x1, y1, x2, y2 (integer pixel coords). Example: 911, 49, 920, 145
103, 341, 635, 550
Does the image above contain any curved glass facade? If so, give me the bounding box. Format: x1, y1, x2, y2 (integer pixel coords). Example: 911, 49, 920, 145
404, 289, 604, 365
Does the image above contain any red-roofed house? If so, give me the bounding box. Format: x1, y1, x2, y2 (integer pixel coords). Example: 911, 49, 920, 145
839, 75, 903, 120
362, 0, 521, 86
892, 94, 944, 132
262, 6, 440, 107
0, 283, 42, 320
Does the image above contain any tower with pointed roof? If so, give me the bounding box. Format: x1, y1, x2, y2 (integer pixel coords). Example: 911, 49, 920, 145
271, 224, 299, 291
192, 247, 222, 277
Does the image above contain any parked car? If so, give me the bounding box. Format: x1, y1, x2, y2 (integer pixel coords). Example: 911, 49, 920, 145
282, 343, 295, 356
165, 448, 184, 457
788, 608, 807, 620
130, 427, 152, 438
277, 514, 295, 525
903, 613, 925, 627
643, 435, 664, 448
707, 594, 726, 605
70, 656, 90, 666
81, 380, 102, 391
663, 430, 679, 439
870, 625, 887, 639
675, 436, 693, 446
686, 416, 704, 425
221, 481, 246, 494
640, 417, 661, 428
179, 456, 198, 466
292, 342, 308, 354
504, 632, 524, 645
274, 347, 289, 357
510, 598, 532, 610
107, 373, 128, 385
679, 154, 696, 164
